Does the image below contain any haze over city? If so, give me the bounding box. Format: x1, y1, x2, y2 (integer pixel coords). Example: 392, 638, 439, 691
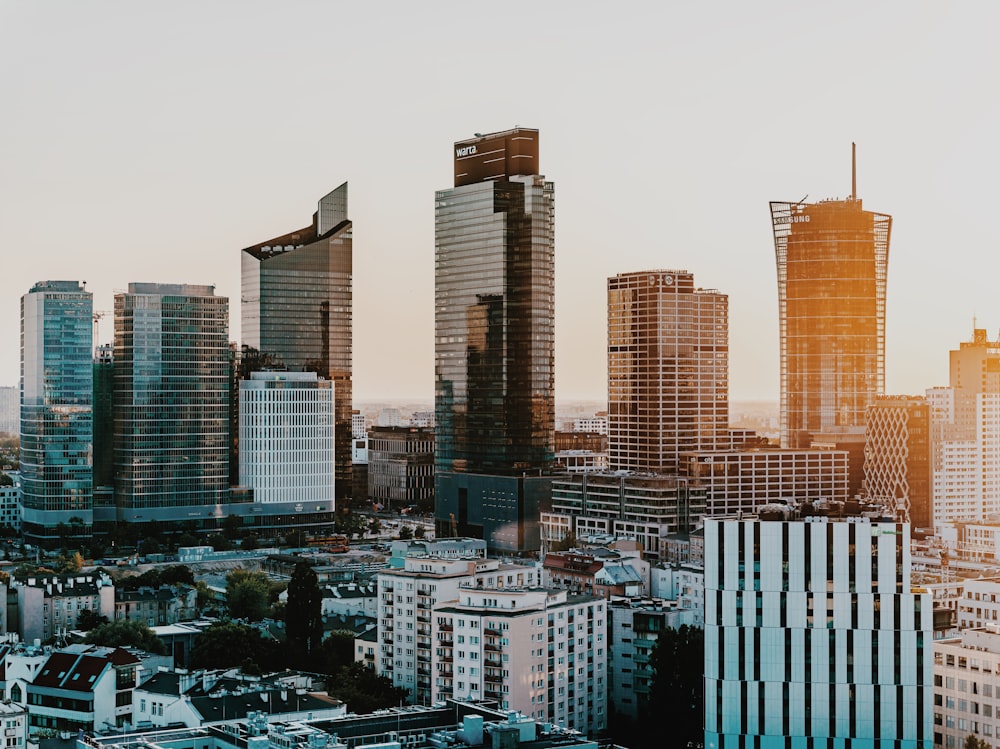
3, 2, 999, 402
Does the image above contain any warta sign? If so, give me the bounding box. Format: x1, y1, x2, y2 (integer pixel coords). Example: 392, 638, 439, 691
455, 145, 478, 157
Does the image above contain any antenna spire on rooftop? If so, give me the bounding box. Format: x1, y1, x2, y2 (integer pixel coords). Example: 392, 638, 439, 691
851, 142, 857, 200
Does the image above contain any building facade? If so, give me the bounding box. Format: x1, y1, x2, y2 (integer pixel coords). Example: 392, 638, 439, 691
0, 386, 18, 437
241, 183, 353, 505
432, 587, 607, 736
238, 371, 335, 505
376, 556, 539, 705
934, 628, 1000, 747
607, 270, 728, 472
930, 329, 1000, 526
112, 284, 229, 526
434, 128, 555, 553
367, 426, 435, 511
770, 179, 891, 452
679, 447, 850, 517
704, 514, 932, 748
864, 395, 932, 529
20, 280, 93, 545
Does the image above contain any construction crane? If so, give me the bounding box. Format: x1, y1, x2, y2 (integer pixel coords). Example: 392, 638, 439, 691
93, 310, 111, 347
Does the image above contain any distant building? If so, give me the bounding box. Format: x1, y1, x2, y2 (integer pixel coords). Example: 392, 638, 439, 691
20, 280, 93, 546
241, 183, 353, 506
649, 563, 705, 624
112, 283, 229, 528
679, 447, 850, 517
705, 512, 931, 747
543, 472, 705, 560
367, 426, 434, 512
239, 371, 335, 506
114, 585, 198, 626
351, 411, 367, 440
375, 408, 405, 427
608, 270, 728, 473
409, 411, 435, 428
0, 386, 17, 436
864, 395, 931, 528
16, 573, 114, 644
572, 413, 607, 435
434, 127, 555, 553
0, 477, 21, 533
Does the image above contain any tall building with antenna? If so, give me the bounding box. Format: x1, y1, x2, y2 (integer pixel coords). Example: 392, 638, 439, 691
770, 145, 891, 494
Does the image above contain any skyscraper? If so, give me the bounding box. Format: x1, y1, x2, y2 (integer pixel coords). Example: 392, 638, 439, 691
434, 127, 555, 552
113, 283, 230, 522
241, 183, 352, 505
770, 147, 891, 454
20, 280, 93, 546
607, 270, 728, 472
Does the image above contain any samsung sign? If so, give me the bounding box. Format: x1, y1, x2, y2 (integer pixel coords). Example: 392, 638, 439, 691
455, 145, 478, 157
775, 214, 811, 224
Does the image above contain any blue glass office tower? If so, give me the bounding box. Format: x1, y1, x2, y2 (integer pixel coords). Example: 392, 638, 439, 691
113, 283, 230, 520
434, 128, 555, 553
20, 280, 94, 546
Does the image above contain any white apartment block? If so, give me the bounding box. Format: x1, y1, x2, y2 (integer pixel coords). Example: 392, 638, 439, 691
239, 372, 335, 505
650, 563, 705, 625
705, 515, 932, 748
432, 587, 607, 736
16, 574, 115, 644
934, 628, 1000, 748
957, 577, 1000, 630
572, 415, 607, 435
376, 556, 539, 705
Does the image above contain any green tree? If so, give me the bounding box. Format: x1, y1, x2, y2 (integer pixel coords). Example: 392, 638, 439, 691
399, 525, 413, 540
317, 631, 356, 675
242, 533, 259, 551
226, 569, 272, 621
414, 526, 426, 539
190, 621, 280, 671
326, 662, 408, 713
85, 620, 167, 655
159, 565, 195, 586
551, 530, 577, 552
77, 608, 109, 631
285, 562, 323, 666
284, 529, 308, 548
647, 625, 704, 748
965, 736, 989, 749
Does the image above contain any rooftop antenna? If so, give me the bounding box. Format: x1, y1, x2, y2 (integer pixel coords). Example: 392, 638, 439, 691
851, 142, 857, 200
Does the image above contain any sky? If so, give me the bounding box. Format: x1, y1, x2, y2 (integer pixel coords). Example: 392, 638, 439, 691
2, 2, 999, 403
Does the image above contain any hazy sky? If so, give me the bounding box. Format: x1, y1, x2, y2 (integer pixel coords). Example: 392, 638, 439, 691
3, 2, 999, 403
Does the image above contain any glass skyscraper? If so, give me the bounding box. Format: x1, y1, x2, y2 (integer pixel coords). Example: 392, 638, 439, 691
434, 128, 555, 552
241, 183, 352, 506
770, 155, 891, 453
113, 283, 230, 518
20, 280, 94, 545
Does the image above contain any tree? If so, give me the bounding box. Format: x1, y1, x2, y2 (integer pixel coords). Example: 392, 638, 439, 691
326, 662, 408, 714
399, 525, 413, 540
77, 608, 109, 631
965, 736, 989, 749
285, 562, 323, 667
190, 621, 280, 671
414, 526, 426, 539
85, 620, 167, 655
285, 529, 308, 548
647, 625, 704, 748
551, 530, 577, 552
242, 533, 259, 551
226, 569, 272, 621
316, 631, 355, 676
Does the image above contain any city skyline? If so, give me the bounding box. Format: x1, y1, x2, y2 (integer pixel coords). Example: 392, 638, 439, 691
3, 4, 1000, 404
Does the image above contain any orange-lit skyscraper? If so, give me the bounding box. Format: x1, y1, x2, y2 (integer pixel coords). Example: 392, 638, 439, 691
770, 148, 891, 472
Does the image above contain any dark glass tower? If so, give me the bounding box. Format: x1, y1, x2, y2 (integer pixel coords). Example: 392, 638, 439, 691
241, 183, 352, 506
771, 148, 891, 456
20, 280, 93, 546
113, 283, 230, 516
434, 128, 555, 552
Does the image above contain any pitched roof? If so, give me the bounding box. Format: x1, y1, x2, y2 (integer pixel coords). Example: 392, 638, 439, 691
189, 690, 339, 723
32, 652, 109, 691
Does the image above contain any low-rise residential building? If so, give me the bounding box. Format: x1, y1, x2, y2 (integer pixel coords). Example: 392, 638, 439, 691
432, 587, 607, 736
133, 668, 346, 728
16, 574, 114, 644
608, 596, 699, 721
319, 582, 377, 619
0, 701, 27, 749
114, 586, 198, 627
0, 643, 48, 706
27, 644, 140, 734
957, 577, 1000, 630
649, 563, 705, 625
542, 550, 646, 599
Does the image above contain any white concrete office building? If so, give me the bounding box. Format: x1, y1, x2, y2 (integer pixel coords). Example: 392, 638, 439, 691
704, 514, 932, 748
239, 371, 335, 505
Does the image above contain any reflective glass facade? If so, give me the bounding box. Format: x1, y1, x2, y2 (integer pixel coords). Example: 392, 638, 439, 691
771, 198, 891, 449
607, 270, 728, 472
241, 183, 352, 504
434, 129, 555, 551
20, 281, 93, 543
113, 283, 230, 513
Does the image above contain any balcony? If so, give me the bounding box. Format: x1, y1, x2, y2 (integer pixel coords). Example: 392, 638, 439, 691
485, 673, 503, 684
484, 626, 501, 636
485, 656, 502, 667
